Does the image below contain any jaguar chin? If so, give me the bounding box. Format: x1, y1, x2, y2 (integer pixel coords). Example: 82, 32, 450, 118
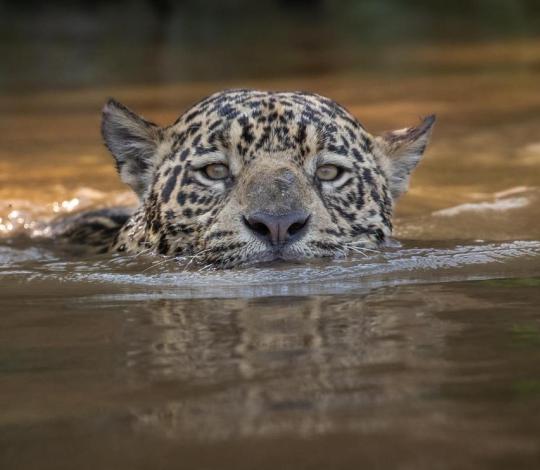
54, 89, 435, 268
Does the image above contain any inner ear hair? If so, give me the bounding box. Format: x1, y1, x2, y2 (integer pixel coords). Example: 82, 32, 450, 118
101, 99, 163, 199
375, 114, 436, 199
380, 115, 435, 157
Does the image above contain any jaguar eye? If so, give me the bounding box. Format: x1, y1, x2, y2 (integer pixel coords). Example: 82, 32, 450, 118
202, 163, 230, 180
316, 164, 341, 181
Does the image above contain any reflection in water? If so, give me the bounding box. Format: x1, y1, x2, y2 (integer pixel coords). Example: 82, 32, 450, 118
2, 280, 540, 469
126, 291, 462, 440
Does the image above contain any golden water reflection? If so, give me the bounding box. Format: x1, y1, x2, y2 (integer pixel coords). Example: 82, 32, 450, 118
1, 39, 540, 240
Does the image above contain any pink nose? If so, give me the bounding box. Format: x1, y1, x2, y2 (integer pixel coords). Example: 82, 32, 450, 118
243, 211, 310, 246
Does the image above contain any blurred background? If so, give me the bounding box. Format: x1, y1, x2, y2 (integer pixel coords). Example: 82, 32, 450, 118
2, 0, 540, 90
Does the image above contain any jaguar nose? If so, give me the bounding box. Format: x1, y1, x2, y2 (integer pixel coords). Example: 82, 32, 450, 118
243, 211, 310, 246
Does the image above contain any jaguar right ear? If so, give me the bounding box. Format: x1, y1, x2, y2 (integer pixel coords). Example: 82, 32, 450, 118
374, 115, 436, 200
101, 99, 164, 200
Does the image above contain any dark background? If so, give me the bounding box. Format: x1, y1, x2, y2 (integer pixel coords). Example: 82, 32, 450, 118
1, 0, 539, 91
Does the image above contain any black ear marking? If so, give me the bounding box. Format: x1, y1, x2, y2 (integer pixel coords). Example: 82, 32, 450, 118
375, 114, 436, 199
101, 99, 164, 199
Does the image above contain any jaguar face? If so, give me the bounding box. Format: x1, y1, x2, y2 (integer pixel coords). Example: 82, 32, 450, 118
102, 89, 434, 267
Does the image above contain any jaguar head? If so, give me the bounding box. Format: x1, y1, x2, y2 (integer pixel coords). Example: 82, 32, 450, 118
102, 90, 434, 267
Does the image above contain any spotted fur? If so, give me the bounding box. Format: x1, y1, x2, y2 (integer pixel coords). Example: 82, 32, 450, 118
63, 89, 435, 267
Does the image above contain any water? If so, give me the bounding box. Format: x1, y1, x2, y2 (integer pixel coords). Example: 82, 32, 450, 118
2, 28, 540, 469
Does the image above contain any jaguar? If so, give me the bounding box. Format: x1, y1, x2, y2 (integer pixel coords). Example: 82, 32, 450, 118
55, 89, 435, 268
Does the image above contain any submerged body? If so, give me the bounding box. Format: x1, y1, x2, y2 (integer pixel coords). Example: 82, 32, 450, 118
55, 89, 434, 267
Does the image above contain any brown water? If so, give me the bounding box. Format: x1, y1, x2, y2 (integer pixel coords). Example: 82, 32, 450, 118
2, 38, 540, 469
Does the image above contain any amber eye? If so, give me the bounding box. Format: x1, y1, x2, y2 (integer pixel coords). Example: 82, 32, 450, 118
316, 164, 341, 181
202, 163, 230, 180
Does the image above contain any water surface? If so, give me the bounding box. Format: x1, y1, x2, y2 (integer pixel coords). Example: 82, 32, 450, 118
1, 35, 540, 469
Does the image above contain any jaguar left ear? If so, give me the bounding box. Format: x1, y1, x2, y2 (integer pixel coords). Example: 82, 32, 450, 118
375, 115, 435, 199
101, 99, 164, 199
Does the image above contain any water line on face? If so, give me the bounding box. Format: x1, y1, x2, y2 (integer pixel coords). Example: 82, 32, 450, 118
2, 240, 539, 300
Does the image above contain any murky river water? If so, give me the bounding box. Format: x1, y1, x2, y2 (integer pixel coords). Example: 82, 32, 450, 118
1, 37, 540, 469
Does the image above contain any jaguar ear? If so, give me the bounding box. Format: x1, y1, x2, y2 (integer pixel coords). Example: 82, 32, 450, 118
375, 115, 435, 199
101, 99, 164, 199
